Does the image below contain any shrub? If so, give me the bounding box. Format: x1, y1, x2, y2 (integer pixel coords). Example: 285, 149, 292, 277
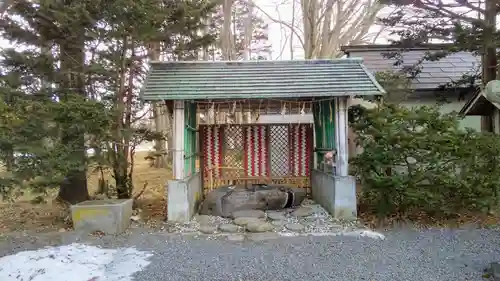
350, 103, 500, 218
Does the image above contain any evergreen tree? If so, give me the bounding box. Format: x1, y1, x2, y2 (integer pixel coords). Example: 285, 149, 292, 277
0, 0, 216, 201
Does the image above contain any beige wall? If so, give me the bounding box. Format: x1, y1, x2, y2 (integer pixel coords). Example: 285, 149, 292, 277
400, 100, 481, 131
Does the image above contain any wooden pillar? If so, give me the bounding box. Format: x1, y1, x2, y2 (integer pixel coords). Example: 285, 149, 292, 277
493, 108, 500, 134
172, 100, 185, 180
335, 97, 349, 176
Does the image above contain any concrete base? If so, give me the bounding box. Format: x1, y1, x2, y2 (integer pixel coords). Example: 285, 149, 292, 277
311, 170, 357, 220
71, 199, 133, 234
490, 262, 500, 281
167, 172, 202, 222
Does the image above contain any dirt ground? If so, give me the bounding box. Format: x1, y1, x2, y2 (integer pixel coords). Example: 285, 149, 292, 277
1, 153, 498, 234
0, 152, 171, 233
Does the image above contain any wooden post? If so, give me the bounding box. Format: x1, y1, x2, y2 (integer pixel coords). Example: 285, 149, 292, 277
335, 97, 349, 176
172, 100, 185, 180
493, 108, 500, 134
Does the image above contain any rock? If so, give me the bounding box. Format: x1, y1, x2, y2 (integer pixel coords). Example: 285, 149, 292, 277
198, 184, 306, 217
130, 215, 141, 222
233, 217, 264, 226
199, 226, 217, 234
285, 223, 305, 231
291, 207, 313, 217
232, 210, 265, 219
289, 188, 307, 206
58, 228, 67, 233
219, 224, 239, 233
246, 221, 273, 233
247, 232, 280, 241
267, 211, 285, 221
227, 234, 245, 242
196, 215, 211, 225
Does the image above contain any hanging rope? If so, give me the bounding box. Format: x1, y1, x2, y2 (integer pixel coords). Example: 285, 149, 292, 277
318, 102, 322, 126
216, 103, 220, 125
256, 99, 262, 121
329, 101, 333, 122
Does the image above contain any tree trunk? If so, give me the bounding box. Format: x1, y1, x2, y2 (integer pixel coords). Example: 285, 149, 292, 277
57, 25, 89, 204
290, 0, 295, 59
243, 3, 253, 60
58, 170, 88, 204
482, 0, 497, 85
221, 0, 234, 60
480, 0, 497, 133
112, 36, 136, 198
148, 41, 168, 168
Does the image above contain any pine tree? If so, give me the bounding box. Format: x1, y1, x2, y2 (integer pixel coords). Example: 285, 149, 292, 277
0, 0, 216, 201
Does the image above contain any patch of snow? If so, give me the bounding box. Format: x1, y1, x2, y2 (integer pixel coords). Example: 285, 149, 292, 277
302, 229, 385, 240
341, 230, 386, 240
278, 232, 300, 237
0, 243, 153, 281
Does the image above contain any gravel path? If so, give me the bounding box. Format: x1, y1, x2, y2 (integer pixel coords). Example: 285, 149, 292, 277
1, 227, 499, 281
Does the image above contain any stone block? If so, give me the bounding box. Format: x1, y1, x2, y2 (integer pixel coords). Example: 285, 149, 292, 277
71, 199, 133, 234
491, 262, 500, 281
311, 170, 357, 220
167, 173, 202, 223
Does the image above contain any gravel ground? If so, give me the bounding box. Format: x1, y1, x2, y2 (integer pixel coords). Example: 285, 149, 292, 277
1, 226, 499, 281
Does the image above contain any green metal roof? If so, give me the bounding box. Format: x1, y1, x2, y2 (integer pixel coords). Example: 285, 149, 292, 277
141, 58, 386, 101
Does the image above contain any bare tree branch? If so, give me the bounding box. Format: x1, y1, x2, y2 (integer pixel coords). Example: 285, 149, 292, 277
246, 0, 306, 50
253, 0, 385, 59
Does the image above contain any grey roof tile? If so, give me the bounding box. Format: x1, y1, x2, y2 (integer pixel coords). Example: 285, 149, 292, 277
343, 46, 480, 90
141, 59, 386, 101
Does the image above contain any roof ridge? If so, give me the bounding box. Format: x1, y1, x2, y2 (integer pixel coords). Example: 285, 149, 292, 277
150, 58, 364, 65
340, 43, 464, 52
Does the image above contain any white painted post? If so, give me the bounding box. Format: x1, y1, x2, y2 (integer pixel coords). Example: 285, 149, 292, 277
172, 100, 185, 180
335, 97, 349, 176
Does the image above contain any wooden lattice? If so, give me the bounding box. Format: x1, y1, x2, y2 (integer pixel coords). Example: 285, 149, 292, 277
270, 125, 289, 176
201, 124, 313, 194
222, 126, 244, 178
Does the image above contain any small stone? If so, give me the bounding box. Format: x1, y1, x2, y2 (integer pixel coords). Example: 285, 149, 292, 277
286, 223, 305, 231
267, 211, 285, 221
199, 226, 217, 234
227, 234, 245, 242
130, 215, 141, 222
233, 217, 264, 226
291, 207, 313, 217
271, 220, 285, 227
232, 210, 265, 219
246, 221, 273, 233
58, 228, 66, 233
219, 224, 239, 233
247, 232, 280, 241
